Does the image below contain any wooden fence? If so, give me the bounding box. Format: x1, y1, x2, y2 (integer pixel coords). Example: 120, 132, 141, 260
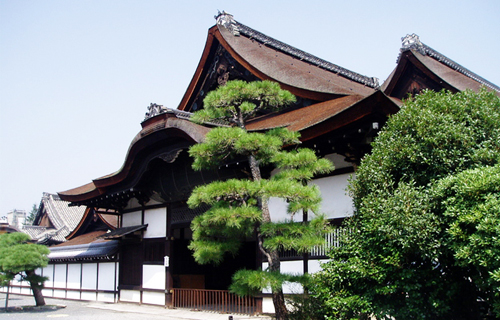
171, 288, 261, 315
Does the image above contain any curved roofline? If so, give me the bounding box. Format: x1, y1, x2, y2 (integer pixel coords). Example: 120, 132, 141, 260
219, 13, 379, 88
382, 34, 500, 96
400, 34, 500, 92
58, 114, 209, 203
178, 14, 378, 111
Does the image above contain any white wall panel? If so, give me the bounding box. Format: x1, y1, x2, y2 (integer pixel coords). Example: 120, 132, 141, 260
42, 265, 54, 287
268, 197, 289, 222
142, 291, 165, 305
42, 289, 53, 297
122, 211, 142, 227
120, 289, 141, 303
308, 259, 329, 274
98, 262, 116, 291
81, 291, 97, 301
143, 207, 167, 238
142, 264, 165, 290
98, 292, 116, 303
66, 290, 80, 300
263, 297, 275, 314
53, 264, 67, 288
20, 287, 31, 295
81, 263, 97, 290
53, 289, 65, 298
67, 264, 81, 289
312, 173, 354, 219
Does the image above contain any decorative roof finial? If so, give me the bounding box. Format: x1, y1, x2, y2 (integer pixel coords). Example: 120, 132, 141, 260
215, 10, 240, 36
401, 33, 426, 55
144, 103, 166, 120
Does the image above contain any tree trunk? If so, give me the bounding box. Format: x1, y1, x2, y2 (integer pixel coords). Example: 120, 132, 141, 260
4, 283, 9, 309
26, 270, 45, 306
31, 286, 45, 306
247, 138, 288, 319
268, 249, 288, 320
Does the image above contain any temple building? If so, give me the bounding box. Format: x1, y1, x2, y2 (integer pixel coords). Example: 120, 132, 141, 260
4, 12, 499, 315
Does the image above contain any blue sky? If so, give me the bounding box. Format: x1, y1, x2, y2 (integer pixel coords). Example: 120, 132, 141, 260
1, 0, 499, 215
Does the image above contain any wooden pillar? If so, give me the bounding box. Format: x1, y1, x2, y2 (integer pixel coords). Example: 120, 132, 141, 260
165, 205, 173, 308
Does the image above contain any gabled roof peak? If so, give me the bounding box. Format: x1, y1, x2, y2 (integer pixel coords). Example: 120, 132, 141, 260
400, 33, 500, 93
215, 11, 379, 89
215, 11, 240, 36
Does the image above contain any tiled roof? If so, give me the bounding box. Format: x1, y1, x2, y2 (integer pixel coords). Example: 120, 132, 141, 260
39, 192, 85, 231
48, 240, 119, 262
22, 225, 68, 244
99, 224, 147, 239
24, 193, 86, 244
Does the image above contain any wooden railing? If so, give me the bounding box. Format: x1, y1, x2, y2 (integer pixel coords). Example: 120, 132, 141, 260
171, 288, 261, 315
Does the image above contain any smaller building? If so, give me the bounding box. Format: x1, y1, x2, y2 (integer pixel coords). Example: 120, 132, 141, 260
0, 216, 20, 234
22, 193, 87, 245
4, 209, 26, 230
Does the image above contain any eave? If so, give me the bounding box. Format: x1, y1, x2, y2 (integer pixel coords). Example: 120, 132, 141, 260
177, 14, 378, 111
58, 112, 210, 204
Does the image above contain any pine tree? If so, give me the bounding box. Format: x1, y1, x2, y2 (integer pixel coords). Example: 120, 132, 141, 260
0, 232, 49, 307
187, 80, 334, 319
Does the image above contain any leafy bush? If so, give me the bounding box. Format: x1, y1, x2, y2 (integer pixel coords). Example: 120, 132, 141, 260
307, 89, 500, 319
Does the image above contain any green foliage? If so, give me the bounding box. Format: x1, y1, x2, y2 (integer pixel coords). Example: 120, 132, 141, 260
187, 80, 334, 317
230, 269, 308, 296
308, 89, 500, 319
433, 164, 500, 316
0, 232, 49, 286
25, 204, 38, 225
190, 80, 296, 125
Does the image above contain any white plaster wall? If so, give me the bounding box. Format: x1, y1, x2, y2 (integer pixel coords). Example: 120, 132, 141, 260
262, 261, 304, 294
81, 291, 97, 301
67, 264, 81, 289
98, 292, 116, 303
20, 287, 31, 295
42, 288, 53, 297
143, 207, 167, 238
42, 265, 54, 287
312, 173, 354, 219
53, 289, 65, 298
81, 263, 97, 290
324, 153, 352, 170
143, 291, 165, 305
263, 297, 275, 314
122, 210, 142, 227
308, 259, 329, 274
268, 197, 289, 222
98, 262, 116, 291
67, 290, 80, 300
120, 289, 141, 303
53, 264, 66, 289
142, 264, 165, 290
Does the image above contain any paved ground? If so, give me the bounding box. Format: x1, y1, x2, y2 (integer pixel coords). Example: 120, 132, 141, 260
0, 293, 272, 320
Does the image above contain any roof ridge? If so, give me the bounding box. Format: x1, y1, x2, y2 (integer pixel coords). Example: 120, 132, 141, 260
215, 11, 379, 89
401, 34, 500, 93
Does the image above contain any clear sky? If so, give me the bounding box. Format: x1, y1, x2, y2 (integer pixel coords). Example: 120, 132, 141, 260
1, 0, 499, 215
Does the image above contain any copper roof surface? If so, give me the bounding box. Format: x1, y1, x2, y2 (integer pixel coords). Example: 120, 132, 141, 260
246, 95, 365, 132
217, 12, 379, 89
217, 19, 377, 97
382, 34, 500, 96
58, 115, 210, 203
51, 230, 109, 247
